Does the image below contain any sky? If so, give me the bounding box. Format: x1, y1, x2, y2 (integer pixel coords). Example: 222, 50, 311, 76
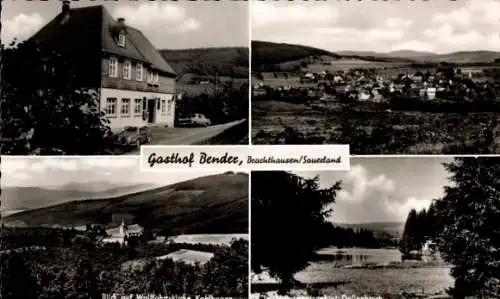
294, 157, 454, 224
1, 0, 249, 49
251, 0, 500, 54
1, 156, 231, 188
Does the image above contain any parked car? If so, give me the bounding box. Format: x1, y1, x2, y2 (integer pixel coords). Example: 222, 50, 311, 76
115, 126, 152, 148
178, 113, 212, 127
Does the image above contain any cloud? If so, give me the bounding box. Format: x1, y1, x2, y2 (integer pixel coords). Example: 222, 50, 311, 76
1, 158, 30, 172
328, 164, 431, 223
385, 18, 413, 29
251, 0, 500, 53
251, 2, 338, 28
30, 159, 79, 172
431, 0, 500, 27
113, 2, 200, 34
2, 13, 44, 44
80, 157, 137, 169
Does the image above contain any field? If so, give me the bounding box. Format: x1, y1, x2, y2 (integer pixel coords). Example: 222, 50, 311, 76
168, 234, 249, 246
251, 100, 500, 154
305, 60, 409, 73
252, 248, 454, 298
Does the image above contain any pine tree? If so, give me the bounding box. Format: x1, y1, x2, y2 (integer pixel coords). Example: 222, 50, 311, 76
400, 209, 419, 254
434, 157, 500, 298
251, 171, 341, 293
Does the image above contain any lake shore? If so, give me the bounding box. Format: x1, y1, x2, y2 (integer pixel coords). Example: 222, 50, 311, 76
252, 248, 454, 299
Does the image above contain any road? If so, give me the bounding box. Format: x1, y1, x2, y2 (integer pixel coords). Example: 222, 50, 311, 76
124, 119, 246, 155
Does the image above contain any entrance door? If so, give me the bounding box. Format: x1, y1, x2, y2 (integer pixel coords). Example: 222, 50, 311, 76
147, 99, 155, 123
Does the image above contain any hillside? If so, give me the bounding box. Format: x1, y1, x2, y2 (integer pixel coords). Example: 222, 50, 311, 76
160, 47, 249, 78
333, 222, 404, 239
3, 172, 249, 234
1, 182, 154, 212
339, 50, 500, 64
252, 41, 500, 70
252, 40, 339, 68
417, 51, 500, 64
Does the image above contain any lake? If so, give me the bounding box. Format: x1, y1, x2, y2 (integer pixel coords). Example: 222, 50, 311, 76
252, 247, 454, 297
294, 247, 454, 297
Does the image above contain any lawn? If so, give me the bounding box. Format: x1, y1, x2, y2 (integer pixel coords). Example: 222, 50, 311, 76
251, 100, 500, 154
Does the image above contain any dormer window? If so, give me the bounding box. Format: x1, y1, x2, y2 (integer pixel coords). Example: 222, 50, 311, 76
118, 33, 126, 47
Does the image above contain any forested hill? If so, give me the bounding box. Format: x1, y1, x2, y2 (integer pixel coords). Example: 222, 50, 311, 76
160, 47, 249, 78
3, 172, 249, 234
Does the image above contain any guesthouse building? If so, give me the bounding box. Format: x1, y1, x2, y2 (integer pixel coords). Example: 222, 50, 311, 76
29, 1, 178, 130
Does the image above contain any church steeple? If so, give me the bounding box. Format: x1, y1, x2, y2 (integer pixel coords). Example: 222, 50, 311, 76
119, 220, 126, 236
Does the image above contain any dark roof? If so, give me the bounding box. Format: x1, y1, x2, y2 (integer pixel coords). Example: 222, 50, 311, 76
30, 5, 177, 77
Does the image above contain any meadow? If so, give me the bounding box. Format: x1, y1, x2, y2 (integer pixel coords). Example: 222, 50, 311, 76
252, 248, 453, 298
251, 100, 500, 154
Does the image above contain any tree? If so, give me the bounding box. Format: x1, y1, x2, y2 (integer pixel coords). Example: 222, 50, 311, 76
433, 157, 500, 298
251, 171, 342, 292
400, 208, 419, 254
68, 259, 100, 299
1, 40, 114, 155
1, 254, 40, 299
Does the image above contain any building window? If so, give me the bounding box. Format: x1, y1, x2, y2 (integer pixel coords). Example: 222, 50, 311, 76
136, 63, 143, 81
167, 100, 173, 115
154, 72, 159, 85
123, 61, 131, 80
148, 70, 154, 84
134, 98, 142, 116
105, 98, 117, 117
156, 99, 161, 110
120, 98, 130, 117
118, 33, 126, 47
143, 97, 147, 111
108, 57, 118, 78
161, 100, 166, 114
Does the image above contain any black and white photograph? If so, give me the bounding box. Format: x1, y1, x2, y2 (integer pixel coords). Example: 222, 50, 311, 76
0, 157, 249, 298
251, 0, 500, 154
1, 0, 249, 155
251, 157, 500, 298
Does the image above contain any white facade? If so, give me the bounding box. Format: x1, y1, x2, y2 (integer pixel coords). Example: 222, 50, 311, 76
100, 88, 175, 132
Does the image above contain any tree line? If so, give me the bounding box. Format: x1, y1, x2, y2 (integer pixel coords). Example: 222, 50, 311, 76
1, 227, 248, 299
399, 204, 439, 255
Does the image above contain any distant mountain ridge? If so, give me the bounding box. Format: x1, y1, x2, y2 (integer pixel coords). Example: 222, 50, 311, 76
3, 173, 249, 234
1, 182, 155, 212
252, 40, 500, 68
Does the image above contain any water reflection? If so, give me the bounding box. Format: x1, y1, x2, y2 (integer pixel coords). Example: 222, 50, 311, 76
318, 247, 442, 267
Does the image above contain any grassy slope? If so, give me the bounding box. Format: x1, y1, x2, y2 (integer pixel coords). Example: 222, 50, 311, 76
3, 172, 249, 234
160, 47, 249, 78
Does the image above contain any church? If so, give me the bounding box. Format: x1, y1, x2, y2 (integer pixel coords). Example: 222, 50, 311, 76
101, 220, 143, 246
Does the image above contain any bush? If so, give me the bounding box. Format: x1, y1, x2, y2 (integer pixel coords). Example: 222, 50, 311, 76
1, 40, 115, 155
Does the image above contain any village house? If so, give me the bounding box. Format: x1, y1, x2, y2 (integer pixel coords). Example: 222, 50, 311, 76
29, 1, 177, 131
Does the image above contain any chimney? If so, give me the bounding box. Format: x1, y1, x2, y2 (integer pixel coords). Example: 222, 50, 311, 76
117, 18, 125, 25
62, 0, 70, 14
